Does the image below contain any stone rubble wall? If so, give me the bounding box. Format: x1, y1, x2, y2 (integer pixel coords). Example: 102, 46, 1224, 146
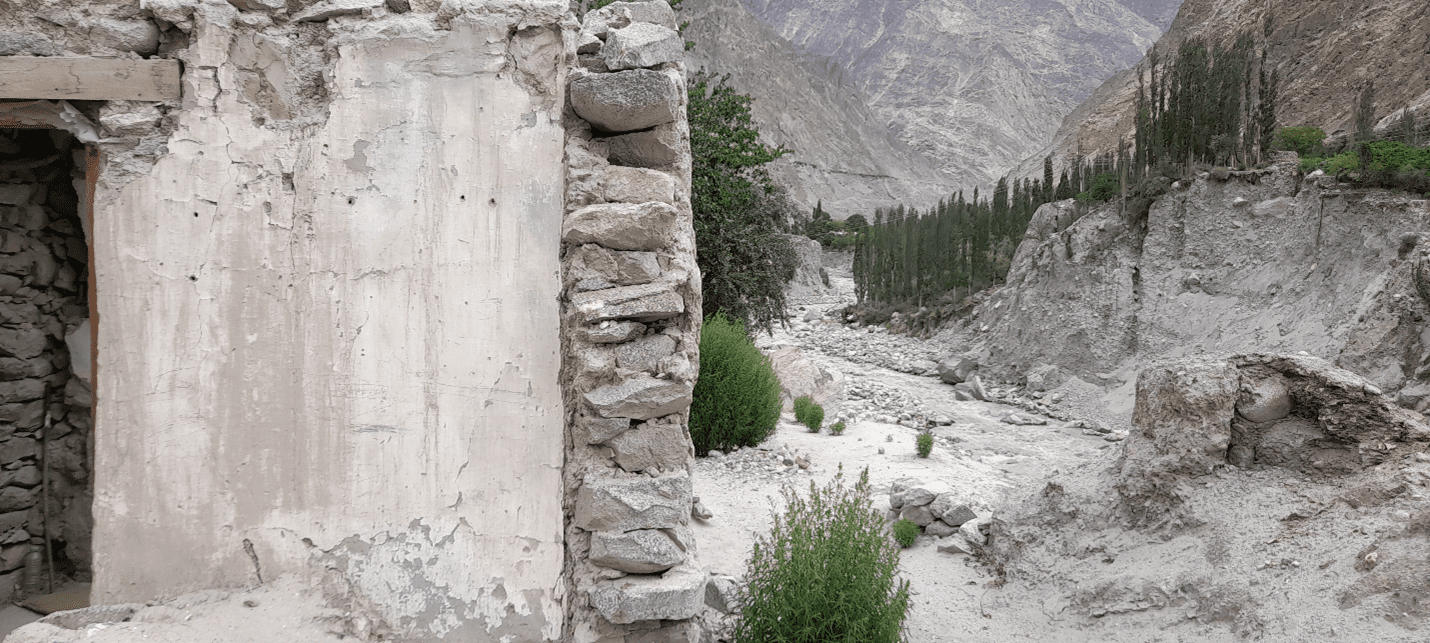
561, 2, 706, 641
0, 129, 93, 594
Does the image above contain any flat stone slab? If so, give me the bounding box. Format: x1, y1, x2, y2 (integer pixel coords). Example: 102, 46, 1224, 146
589, 562, 707, 624
570, 69, 679, 133
590, 528, 686, 574
572, 283, 684, 323
582, 321, 647, 344
604, 166, 675, 205
563, 202, 676, 251
575, 472, 691, 532
584, 375, 692, 420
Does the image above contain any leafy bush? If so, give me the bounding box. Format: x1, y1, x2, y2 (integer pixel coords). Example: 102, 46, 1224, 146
1275, 126, 1327, 158
734, 468, 912, 643
830, 420, 847, 435
793, 395, 824, 432
892, 519, 919, 548
915, 433, 933, 458
1076, 171, 1120, 203
690, 71, 799, 334
1322, 150, 1361, 175
690, 314, 782, 455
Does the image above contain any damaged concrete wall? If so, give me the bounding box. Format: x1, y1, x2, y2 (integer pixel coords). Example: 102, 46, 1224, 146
561, 2, 707, 641
6, 1, 576, 640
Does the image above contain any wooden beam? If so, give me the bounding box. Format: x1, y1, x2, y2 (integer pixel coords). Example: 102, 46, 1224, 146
0, 57, 180, 101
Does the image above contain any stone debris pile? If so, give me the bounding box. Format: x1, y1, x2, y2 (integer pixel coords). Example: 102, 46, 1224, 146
784, 317, 944, 375
841, 378, 934, 427
696, 443, 813, 480
887, 478, 991, 555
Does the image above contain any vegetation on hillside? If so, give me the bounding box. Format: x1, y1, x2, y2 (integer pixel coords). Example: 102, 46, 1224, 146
841, 21, 1429, 332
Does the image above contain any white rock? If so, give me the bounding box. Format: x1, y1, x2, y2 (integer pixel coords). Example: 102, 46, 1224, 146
589, 562, 707, 624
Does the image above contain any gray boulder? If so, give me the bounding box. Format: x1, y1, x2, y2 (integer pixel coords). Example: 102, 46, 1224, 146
589, 562, 707, 624
563, 202, 676, 251
608, 418, 691, 473
704, 573, 739, 613
899, 503, 935, 527
1121, 357, 1239, 481
928, 494, 977, 527
901, 481, 950, 507
937, 356, 978, 384
602, 23, 683, 71
588, 0, 677, 30
590, 528, 686, 573
1237, 368, 1292, 422
768, 346, 844, 415
1024, 364, 1065, 391
574, 472, 691, 532
584, 376, 692, 420
924, 520, 958, 538
570, 69, 680, 133
606, 124, 682, 167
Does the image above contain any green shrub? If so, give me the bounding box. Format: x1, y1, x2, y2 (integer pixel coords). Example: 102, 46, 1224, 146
793, 395, 824, 432
915, 433, 933, 458
1275, 126, 1327, 158
892, 519, 919, 548
830, 420, 847, 435
734, 468, 912, 643
1322, 150, 1361, 175
1075, 171, 1120, 203
690, 314, 782, 455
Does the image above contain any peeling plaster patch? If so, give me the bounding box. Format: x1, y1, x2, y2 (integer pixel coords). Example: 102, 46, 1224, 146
345, 139, 372, 174
314, 520, 560, 640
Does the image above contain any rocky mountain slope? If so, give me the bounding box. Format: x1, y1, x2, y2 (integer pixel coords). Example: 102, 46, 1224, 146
682, 0, 959, 216
952, 155, 1430, 415
735, 0, 1163, 190
1014, 0, 1430, 178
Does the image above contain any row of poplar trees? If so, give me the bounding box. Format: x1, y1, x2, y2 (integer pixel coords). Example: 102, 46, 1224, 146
853, 24, 1280, 309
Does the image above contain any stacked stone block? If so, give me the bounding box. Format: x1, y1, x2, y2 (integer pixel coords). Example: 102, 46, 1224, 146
0, 129, 94, 594
561, 2, 707, 641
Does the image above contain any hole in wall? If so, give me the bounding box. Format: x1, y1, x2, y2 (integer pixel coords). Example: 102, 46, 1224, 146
0, 127, 95, 597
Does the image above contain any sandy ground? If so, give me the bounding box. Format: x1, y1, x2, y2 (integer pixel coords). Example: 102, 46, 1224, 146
693, 308, 1135, 642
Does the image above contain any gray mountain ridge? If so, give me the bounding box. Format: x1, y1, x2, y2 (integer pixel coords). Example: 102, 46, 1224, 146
683, 0, 1172, 217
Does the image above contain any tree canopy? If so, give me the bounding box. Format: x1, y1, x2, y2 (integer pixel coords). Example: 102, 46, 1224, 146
689, 70, 799, 334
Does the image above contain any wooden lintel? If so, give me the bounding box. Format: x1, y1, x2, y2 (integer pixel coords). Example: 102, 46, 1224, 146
0, 57, 181, 102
